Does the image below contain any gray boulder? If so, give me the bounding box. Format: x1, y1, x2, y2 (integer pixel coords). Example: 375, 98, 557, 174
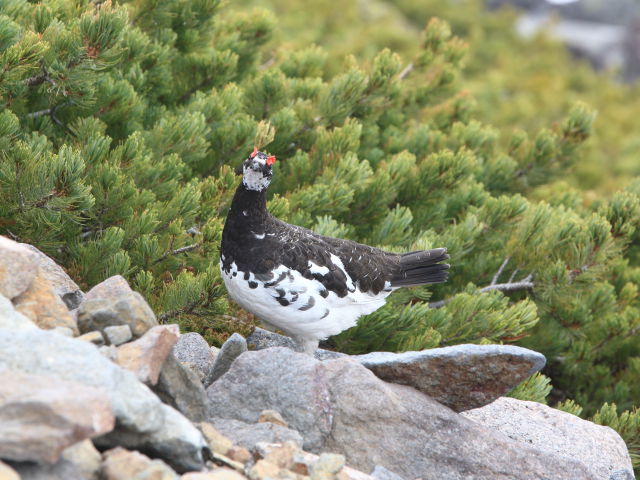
153, 353, 208, 423
206, 347, 599, 480
173, 332, 217, 382
462, 397, 633, 480
205, 333, 247, 386
0, 236, 38, 300
0, 328, 206, 473
356, 344, 546, 411
77, 275, 158, 338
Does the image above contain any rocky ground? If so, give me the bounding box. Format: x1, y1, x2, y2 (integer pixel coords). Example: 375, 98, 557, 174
0, 235, 634, 480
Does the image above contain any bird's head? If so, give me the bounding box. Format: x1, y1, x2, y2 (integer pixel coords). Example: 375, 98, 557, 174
239, 147, 276, 191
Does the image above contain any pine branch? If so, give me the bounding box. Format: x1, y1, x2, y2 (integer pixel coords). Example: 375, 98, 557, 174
429, 274, 534, 309
153, 243, 201, 265
491, 257, 510, 285
398, 62, 414, 80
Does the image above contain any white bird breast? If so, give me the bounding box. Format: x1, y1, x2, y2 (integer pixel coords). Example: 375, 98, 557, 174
219, 259, 392, 341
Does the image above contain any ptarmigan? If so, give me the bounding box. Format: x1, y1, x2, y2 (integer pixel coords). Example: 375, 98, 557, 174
220, 148, 450, 354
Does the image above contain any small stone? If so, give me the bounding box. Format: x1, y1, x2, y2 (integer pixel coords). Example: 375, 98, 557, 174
0, 236, 38, 300
19, 243, 84, 309
258, 441, 298, 469
309, 453, 346, 480
182, 468, 248, 480
78, 330, 105, 345
197, 422, 233, 455
0, 461, 19, 480
174, 332, 217, 382
249, 460, 281, 480
209, 418, 303, 452
0, 294, 37, 330
60, 439, 102, 480
356, 344, 547, 412
13, 270, 78, 334
101, 447, 179, 480
114, 324, 179, 385
53, 326, 75, 337
154, 353, 208, 422
0, 370, 115, 464
104, 324, 133, 345
226, 446, 252, 464
258, 410, 288, 428
205, 333, 247, 386
246, 327, 296, 351
78, 275, 158, 338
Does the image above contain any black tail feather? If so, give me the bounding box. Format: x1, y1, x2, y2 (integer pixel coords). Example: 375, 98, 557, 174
391, 248, 450, 287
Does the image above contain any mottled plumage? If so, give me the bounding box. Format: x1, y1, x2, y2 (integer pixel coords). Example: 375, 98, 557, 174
220, 150, 450, 354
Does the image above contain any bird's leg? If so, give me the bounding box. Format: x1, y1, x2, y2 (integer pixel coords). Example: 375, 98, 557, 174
292, 337, 319, 356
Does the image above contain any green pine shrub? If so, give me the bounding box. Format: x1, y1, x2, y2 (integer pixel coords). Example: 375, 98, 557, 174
1, 0, 639, 472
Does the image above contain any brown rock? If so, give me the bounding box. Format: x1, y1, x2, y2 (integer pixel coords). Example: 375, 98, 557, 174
259, 441, 298, 469
249, 460, 282, 480
182, 468, 248, 480
226, 446, 252, 464
0, 461, 19, 480
356, 344, 546, 412
258, 410, 288, 428
197, 422, 233, 455
115, 324, 179, 385
78, 275, 158, 338
60, 439, 102, 480
101, 447, 179, 480
0, 236, 38, 300
13, 270, 78, 334
19, 243, 84, 309
0, 370, 115, 463
77, 330, 105, 345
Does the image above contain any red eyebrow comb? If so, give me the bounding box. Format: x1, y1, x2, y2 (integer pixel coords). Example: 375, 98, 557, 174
266, 155, 276, 166
250, 147, 258, 158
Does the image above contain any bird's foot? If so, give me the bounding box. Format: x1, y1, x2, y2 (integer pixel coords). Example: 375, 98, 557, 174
292, 337, 319, 356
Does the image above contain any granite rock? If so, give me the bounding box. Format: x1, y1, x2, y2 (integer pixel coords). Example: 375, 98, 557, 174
19, 243, 84, 310
210, 418, 304, 452
0, 328, 206, 473
104, 324, 133, 346
174, 332, 217, 382
153, 353, 209, 422
0, 370, 114, 463
462, 397, 634, 480
0, 236, 38, 300
114, 324, 180, 385
206, 348, 598, 480
0, 294, 37, 330
77, 275, 158, 338
356, 344, 546, 411
206, 333, 247, 386
100, 447, 179, 480
13, 270, 78, 334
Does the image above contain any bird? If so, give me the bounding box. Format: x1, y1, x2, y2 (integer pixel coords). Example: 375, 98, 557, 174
220, 148, 450, 355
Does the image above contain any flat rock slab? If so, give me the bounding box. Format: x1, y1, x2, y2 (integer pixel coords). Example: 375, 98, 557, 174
462, 397, 633, 480
0, 370, 114, 464
207, 347, 597, 480
356, 344, 546, 412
